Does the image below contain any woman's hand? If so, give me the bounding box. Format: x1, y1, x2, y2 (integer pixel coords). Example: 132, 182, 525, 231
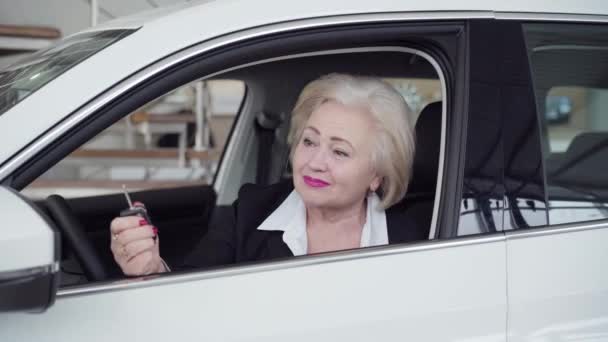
110, 214, 166, 276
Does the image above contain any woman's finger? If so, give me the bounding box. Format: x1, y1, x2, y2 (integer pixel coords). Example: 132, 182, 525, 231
115, 224, 156, 246
111, 241, 130, 265
110, 216, 142, 235
124, 238, 156, 261
124, 250, 159, 275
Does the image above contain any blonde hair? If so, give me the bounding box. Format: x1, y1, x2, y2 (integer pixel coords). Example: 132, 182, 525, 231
288, 73, 415, 209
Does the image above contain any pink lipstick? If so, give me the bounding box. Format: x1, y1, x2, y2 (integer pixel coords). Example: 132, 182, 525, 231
303, 176, 330, 188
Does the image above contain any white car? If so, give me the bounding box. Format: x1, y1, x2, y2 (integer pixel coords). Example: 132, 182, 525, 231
1, 0, 608, 340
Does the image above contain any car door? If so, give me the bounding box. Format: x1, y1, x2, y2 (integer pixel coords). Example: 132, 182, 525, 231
506, 19, 608, 341
0, 15, 509, 341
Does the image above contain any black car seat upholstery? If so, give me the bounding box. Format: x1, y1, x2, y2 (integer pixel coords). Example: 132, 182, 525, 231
410, 101, 442, 195
401, 101, 442, 239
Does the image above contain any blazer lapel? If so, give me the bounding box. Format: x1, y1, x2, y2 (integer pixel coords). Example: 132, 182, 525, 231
263, 230, 294, 259
242, 229, 293, 261
386, 201, 428, 243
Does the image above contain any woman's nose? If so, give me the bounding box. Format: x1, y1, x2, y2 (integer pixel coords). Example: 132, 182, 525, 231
307, 148, 328, 171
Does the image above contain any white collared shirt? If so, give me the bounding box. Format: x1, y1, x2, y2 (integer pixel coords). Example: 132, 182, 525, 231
256, 190, 389, 256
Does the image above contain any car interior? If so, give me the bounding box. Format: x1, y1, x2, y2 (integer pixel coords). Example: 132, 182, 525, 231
29, 49, 444, 286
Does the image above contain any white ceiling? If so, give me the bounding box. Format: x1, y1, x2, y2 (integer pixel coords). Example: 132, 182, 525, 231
0, 0, 188, 37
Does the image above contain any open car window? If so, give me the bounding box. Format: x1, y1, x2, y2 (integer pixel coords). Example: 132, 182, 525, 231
19, 45, 446, 287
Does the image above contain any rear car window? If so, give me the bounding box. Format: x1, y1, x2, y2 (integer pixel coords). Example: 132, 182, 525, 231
524, 22, 608, 226
0, 29, 135, 116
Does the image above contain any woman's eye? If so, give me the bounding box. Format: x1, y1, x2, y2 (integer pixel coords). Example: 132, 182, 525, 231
334, 150, 349, 158
302, 138, 315, 147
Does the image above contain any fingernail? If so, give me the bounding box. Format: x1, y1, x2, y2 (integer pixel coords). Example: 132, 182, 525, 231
133, 201, 145, 208
139, 219, 148, 226
152, 227, 158, 235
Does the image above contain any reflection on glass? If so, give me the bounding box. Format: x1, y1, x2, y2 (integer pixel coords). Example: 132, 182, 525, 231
0, 29, 135, 116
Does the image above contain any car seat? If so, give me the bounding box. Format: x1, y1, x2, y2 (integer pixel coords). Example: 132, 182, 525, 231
402, 101, 442, 238
548, 131, 608, 189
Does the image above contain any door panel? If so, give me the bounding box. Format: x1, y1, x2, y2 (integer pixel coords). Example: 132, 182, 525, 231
507, 227, 608, 341
0, 239, 507, 341
508, 20, 608, 340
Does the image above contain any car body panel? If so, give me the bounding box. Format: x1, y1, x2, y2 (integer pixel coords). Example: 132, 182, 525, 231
85, 0, 608, 35
506, 224, 608, 341
0, 238, 507, 341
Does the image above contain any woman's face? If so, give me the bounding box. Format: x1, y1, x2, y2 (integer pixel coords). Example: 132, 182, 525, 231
292, 101, 381, 210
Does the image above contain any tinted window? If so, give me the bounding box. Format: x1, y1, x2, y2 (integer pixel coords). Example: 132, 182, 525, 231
524, 22, 608, 225
0, 29, 135, 116
458, 20, 548, 236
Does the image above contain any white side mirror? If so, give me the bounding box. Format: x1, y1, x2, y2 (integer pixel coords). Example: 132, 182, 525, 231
0, 187, 59, 312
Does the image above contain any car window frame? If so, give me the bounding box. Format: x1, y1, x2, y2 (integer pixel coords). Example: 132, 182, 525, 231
5, 17, 466, 232
1, 16, 468, 294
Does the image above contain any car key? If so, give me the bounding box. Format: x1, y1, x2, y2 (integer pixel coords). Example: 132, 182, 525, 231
119, 185, 156, 237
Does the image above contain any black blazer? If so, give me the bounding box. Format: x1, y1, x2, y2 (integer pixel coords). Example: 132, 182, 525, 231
180, 180, 426, 269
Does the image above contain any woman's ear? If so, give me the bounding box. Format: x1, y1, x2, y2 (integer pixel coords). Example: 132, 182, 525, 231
370, 176, 381, 192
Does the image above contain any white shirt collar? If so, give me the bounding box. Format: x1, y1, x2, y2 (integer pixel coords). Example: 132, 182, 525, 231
257, 190, 388, 256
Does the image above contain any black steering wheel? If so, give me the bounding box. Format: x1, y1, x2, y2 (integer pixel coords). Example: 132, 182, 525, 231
45, 194, 108, 281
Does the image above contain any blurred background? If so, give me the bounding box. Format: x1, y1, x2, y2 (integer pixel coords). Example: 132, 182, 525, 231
0, 0, 194, 69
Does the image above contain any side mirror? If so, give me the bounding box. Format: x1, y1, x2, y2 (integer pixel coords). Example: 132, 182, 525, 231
0, 187, 60, 313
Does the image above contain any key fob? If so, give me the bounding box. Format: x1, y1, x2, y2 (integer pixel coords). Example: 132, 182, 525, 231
119, 206, 152, 224
119, 206, 157, 240
120, 185, 157, 239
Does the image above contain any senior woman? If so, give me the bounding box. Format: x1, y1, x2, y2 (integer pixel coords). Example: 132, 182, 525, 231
110, 73, 423, 276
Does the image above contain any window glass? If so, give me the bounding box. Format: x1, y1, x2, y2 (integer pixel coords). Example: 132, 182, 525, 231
0, 29, 135, 116
22, 79, 245, 200
458, 21, 549, 237
524, 23, 608, 225
543, 85, 608, 224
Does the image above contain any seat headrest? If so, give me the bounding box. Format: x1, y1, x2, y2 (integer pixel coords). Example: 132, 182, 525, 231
549, 131, 608, 188
409, 101, 442, 194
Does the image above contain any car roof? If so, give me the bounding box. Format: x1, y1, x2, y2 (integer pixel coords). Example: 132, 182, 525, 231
1, 0, 607, 173
90, 0, 608, 33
